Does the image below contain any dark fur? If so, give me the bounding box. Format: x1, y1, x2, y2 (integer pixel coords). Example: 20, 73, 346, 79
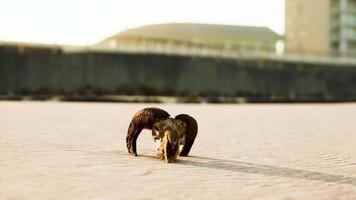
126, 107, 170, 156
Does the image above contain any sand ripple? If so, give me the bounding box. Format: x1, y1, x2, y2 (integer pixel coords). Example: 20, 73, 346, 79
0, 102, 355, 200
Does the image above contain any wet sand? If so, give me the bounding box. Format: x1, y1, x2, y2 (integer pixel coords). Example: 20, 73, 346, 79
0, 101, 355, 200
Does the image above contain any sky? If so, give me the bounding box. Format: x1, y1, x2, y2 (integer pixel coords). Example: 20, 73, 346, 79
0, 0, 285, 45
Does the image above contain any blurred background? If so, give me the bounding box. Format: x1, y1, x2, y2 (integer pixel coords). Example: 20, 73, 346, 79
1, 0, 356, 103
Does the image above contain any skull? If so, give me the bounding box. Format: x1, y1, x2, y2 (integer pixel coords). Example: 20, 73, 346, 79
152, 118, 186, 163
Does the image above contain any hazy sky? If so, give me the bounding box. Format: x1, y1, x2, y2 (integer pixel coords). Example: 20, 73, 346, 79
0, 0, 285, 45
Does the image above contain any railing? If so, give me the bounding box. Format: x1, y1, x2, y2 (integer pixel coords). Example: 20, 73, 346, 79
1, 40, 356, 66
63, 42, 356, 66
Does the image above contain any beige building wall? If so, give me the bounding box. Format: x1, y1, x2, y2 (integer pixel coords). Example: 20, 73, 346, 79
285, 0, 330, 56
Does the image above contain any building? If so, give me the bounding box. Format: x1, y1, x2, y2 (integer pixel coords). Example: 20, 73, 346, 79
285, 0, 356, 57
96, 23, 280, 55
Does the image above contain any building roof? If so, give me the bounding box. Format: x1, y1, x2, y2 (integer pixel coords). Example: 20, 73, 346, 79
103, 23, 281, 44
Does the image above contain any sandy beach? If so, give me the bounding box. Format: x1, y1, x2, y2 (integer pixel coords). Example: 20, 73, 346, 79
0, 101, 355, 200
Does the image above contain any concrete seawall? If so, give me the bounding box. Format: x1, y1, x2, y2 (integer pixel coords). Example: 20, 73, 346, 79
1, 44, 356, 102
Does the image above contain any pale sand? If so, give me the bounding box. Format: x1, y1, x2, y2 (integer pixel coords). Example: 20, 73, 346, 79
0, 101, 355, 200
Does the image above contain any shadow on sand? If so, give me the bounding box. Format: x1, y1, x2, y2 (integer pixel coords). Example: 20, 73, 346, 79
117, 150, 355, 186
178, 156, 356, 186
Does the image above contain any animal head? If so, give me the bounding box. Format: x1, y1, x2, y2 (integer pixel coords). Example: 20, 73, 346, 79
152, 118, 186, 163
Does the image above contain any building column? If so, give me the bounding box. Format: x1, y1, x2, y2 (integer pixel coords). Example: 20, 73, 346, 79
339, 0, 349, 56
340, 37, 348, 55
340, 0, 348, 10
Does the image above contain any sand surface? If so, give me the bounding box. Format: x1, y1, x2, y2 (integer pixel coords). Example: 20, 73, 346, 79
0, 101, 355, 200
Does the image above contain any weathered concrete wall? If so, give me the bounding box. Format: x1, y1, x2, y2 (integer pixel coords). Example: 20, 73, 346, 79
1, 45, 356, 101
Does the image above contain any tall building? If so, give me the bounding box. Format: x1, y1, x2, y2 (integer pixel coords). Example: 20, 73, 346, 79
285, 0, 356, 57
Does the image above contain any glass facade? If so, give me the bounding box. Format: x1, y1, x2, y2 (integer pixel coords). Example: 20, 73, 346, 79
329, 0, 356, 56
